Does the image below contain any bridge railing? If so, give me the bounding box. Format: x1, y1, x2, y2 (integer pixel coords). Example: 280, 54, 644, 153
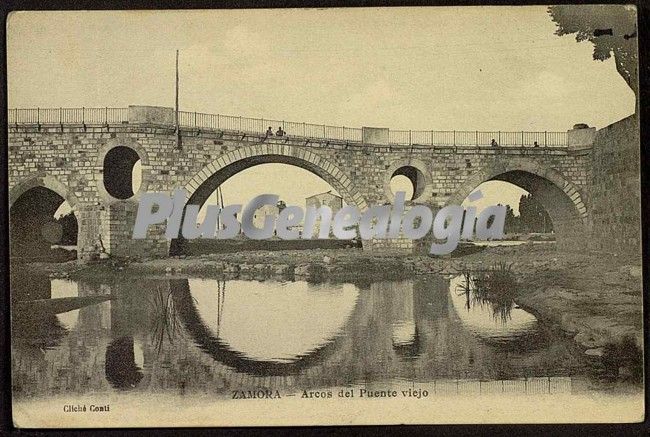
9, 107, 568, 147
9, 107, 129, 125
177, 110, 364, 143
389, 129, 567, 147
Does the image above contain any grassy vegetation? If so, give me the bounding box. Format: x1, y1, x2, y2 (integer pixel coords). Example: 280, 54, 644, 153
600, 335, 644, 383
457, 262, 519, 323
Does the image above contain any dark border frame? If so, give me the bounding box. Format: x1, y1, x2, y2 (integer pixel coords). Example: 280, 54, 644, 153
0, 1, 648, 435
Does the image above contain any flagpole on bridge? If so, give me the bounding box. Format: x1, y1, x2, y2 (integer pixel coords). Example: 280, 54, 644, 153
175, 49, 182, 149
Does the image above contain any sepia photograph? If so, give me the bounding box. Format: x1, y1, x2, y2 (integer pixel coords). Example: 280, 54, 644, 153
6, 5, 644, 427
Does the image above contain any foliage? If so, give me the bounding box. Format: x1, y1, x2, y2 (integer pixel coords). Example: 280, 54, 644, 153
500, 195, 553, 235
601, 335, 643, 383
149, 285, 185, 354
503, 204, 520, 234
457, 262, 518, 323
518, 194, 553, 234
548, 5, 638, 97
53, 211, 78, 245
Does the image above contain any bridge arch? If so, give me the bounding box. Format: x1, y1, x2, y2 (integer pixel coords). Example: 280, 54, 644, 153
9, 172, 80, 211
182, 144, 370, 210
9, 173, 81, 260
96, 138, 152, 203
383, 158, 432, 202
447, 158, 588, 249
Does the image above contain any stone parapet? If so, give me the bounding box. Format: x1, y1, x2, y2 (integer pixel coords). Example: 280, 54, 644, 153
567, 124, 597, 151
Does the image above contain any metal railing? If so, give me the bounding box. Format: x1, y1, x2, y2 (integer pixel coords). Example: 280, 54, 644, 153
389, 129, 567, 147
8, 107, 568, 147
9, 107, 129, 125
177, 110, 364, 143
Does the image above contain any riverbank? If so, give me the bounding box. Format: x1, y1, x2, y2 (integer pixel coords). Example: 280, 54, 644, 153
19, 243, 643, 354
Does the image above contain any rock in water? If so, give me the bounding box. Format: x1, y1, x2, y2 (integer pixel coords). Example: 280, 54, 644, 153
584, 348, 604, 357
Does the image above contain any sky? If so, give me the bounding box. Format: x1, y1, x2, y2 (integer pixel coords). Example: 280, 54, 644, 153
8, 7, 636, 217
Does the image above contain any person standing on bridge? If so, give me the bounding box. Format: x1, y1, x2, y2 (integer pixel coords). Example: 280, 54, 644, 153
491, 138, 499, 147
276, 126, 285, 137
266, 126, 274, 137
534, 141, 540, 147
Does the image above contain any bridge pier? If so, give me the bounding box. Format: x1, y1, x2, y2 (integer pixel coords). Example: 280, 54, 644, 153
77, 202, 170, 261
75, 205, 104, 261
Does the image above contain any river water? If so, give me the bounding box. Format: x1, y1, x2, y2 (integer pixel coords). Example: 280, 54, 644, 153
13, 268, 622, 399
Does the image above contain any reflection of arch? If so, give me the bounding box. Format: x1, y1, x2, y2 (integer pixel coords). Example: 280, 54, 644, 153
11, 274, 69, 350
105, 336, 144, 390
169, 279, 359, 376
392, 327, 422, 360
447, 159, 588, 247
448, 275, 545, 352
182, 145, 369, 210
12, 311, 69, 350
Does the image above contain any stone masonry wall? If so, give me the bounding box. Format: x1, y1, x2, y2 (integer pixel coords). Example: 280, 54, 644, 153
589, 114, 641, 257
8, 120, 592, 259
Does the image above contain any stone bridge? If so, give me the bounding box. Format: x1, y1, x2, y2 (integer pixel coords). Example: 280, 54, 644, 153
8, 105, 598, 260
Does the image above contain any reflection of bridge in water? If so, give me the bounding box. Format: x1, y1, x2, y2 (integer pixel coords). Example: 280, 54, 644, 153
11, 273, 585, 397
